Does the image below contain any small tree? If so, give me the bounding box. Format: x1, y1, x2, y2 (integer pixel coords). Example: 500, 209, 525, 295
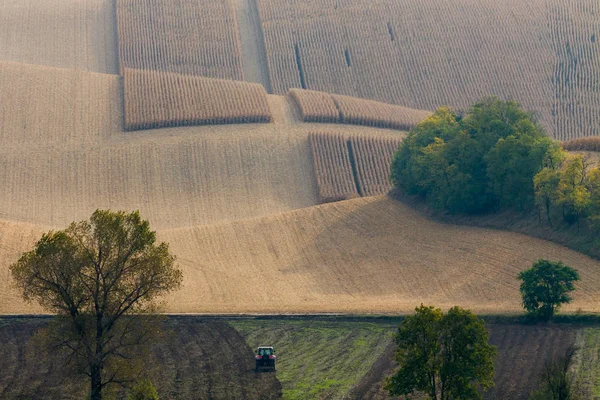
518, 259, 580, 321
386, 305, 496, 400
529, 346, 581, 400
10, 210, 183, 400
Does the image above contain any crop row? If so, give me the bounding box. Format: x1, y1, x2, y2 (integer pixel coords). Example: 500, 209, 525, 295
309, 132, 403, 202
257, 0, 600, 139
124, 69, 272, 131
349, 135, 402, 197
309, 132, 359, 203
290, 89, 430, 130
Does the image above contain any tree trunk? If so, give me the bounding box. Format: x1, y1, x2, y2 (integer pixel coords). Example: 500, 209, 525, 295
90, 364, 102, 400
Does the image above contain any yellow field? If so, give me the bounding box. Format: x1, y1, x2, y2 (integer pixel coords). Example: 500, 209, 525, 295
0, 0, 118, 74
4, 196, 600, 314
257, 0, 600, 140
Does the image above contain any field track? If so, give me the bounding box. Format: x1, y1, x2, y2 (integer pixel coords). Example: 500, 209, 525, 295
0, 0, 118, 74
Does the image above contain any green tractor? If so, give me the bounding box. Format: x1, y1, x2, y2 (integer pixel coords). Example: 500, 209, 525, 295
255, 346, 276, 372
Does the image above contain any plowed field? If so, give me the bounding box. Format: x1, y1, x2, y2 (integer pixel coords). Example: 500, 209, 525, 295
0, 318, 281, 399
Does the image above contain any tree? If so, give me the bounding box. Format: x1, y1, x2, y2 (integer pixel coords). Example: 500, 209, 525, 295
390, 97, 552, 214
128, 378, 160, 400
556, 155, 591, 224
517, 259, 580, 321
529, 346, 581, 400
10, 210, 183, 400
386, 305, 496, 400
534, 167, 562, 226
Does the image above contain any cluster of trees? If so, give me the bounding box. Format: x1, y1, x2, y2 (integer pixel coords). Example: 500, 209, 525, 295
534, 152, 600, 227
385, 305, 496, 400
390, 97, 562, 214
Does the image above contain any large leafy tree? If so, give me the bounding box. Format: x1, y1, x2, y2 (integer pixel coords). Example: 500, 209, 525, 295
10, 210, 183, 400
517, 259, 580, 321
386, 305, 496, 400
390, 97, 554, 214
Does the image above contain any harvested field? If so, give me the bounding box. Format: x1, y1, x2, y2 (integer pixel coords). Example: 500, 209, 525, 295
349, 136, 402, 197
5, 196, 600, 315
124, 68, 272, 131
332, 94, 432, 131
117, 0, 243, 80
309, 132, 359, 203
0, 318, 281, 399
257, 0, 600, 139
0, 132, 319, 230
0, 62, 122, 148
150, 196, 600, 315
289, 89, 340, 123
0, 0, 118, 74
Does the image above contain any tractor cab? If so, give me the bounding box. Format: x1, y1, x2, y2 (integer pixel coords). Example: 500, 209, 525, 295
255, 346, 276, 372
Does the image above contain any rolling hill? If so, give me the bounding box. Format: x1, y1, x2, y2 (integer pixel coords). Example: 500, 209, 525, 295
4, 196, 600, 315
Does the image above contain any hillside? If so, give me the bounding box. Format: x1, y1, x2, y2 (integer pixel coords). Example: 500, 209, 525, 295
3, 196, 600, 315
257, 0, 600, 139
0, 0, 118, 74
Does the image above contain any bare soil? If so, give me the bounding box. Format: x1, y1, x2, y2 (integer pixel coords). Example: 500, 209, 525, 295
0, 318, 281, 399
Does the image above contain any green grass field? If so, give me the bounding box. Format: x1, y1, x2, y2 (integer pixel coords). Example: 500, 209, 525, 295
230, 320, 395, 399
575, 328, 600, 397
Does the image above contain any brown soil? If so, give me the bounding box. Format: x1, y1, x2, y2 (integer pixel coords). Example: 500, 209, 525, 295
0, 318, 281, 399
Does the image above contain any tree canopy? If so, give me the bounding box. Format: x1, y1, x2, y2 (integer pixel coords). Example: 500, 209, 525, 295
386, 305, 496, 400
518, 259, 580, 321
10, 210, 183, 400
390, 97, 559, 214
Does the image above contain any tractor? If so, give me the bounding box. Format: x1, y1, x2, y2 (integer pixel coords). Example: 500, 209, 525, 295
255, 346, 276, 372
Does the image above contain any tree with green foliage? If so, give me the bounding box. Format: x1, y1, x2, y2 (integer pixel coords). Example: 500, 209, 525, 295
534, 167, 563, 226
557, 155, 591, 224
517, 259, 580, 321
128, 378, 160, 400
386, 305, 496, 400
10, 210, 183, 400
390, 97, 555, 214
